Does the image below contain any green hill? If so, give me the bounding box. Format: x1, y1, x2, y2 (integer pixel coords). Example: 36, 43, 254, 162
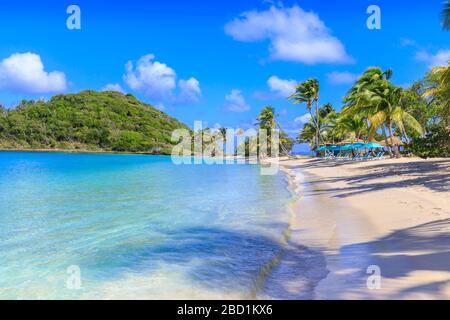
0, 90, 190, 154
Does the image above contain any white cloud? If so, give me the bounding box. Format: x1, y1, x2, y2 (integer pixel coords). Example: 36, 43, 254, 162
400, 38, 417, 47
326, 71, 358, 85
267, 75, 297, 97
224, 89, 250, 112
416, 49, 450, 68
254, 75, 297, 100
177, 77, 201, 104
0, 52, 67, 94
294, 113, 312, 125
123, 54, 201, 106
281, 113, 312, 135
225, 5, 353, 64
124, 54, 176, 100
102, 83, 125, 93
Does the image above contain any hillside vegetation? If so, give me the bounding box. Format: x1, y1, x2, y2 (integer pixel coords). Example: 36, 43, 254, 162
0, 90, 190, 154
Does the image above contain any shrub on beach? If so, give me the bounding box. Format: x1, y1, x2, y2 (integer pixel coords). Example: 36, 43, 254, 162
405, 125, 450, 158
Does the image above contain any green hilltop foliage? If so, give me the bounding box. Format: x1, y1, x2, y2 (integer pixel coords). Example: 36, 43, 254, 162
0, 90, 190, 154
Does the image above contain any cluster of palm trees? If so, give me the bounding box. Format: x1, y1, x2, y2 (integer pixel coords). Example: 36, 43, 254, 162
287, 2, 449, 158
198, 3, 450, 159
343, 68, 423, 153
200, 61, 448, 157
290, 62, 449, 157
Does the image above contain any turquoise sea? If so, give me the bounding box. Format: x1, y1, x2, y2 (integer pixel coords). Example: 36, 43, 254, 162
0, 152, 299, 299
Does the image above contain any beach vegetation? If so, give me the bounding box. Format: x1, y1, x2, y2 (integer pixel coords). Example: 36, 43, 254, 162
288, 78, 322, 146
0, 90, 190, 154
293, 62, 449, 158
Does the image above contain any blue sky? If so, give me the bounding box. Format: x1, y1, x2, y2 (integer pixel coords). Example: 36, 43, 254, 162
0, 0, 448, 143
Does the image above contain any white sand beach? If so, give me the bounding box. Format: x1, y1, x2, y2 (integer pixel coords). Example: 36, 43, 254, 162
277, 156, 450, 299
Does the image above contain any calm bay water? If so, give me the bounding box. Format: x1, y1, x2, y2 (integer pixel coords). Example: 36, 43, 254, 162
0, 152, 293, 299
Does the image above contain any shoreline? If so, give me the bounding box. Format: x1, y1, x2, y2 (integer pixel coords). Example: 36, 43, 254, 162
0, 148, 171, 156
276, 156, 450, 299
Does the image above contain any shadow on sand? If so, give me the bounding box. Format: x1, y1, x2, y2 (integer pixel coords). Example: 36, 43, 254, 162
287, 158, 449, 198
326, 219, 450, 299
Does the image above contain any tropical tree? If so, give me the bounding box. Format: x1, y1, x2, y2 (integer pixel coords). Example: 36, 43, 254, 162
218, 127, 228, 142
423, 63, 450, 127
334, 114, 367, 141
297, 103, 339, 145
343, 67, 423, 156
298, 122, 316, 144
288, 78, 321, 147
319, 102, 335, 119
256, 106, 277, 130
256, 106, 294, 156
214, 127, 228, 154
401, 81, 435, 132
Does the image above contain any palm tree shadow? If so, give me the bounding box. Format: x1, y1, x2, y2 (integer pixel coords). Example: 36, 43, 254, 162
328, 219, 450, 298
297, 159, 450, 198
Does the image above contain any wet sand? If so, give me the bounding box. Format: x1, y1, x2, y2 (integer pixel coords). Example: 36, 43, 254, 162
276, 156, 450, 299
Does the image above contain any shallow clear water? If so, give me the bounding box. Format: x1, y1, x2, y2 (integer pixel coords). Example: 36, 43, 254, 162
0, 152, 293, 299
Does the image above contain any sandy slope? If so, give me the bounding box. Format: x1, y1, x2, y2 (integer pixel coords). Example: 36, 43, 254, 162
277, 156, 450, 299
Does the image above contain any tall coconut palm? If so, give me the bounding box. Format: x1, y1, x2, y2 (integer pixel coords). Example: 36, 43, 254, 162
298, 112, 337, 145
423, 64, 450, 126
288, 78, 321, 147
343, 67, 394, 149
256, 106, 293, 157
359, 85, 422, 155
298, 122, 316, 144
256, 106, 277, 131
334, 114, 367, 141
343, 67, 392, 108
344, 68, 423, 156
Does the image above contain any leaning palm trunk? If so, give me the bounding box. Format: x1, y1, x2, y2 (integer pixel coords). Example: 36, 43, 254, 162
308, 110, 326, 147
276, 123, 294, 159
387, 120, 400, 157
382, 124, 393, 157
315, 98, 320, 145
307, 109, 320, 148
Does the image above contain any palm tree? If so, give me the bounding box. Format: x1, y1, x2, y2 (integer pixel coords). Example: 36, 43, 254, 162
256, 106, 277, 130
256, 106, 277, 157
296, 103, 338, 145
319, 102, 334, 118
298, 122, 316, 144
288, 78, 321, 147
443, 0, 450, 30
367, 85, 423, 141
217, 127, 228, 154
423, 63, 450, 126
256, 106, 294, 157
334, 114, 367, 141
343, 67, 393, 149
343, 68, 423, 156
